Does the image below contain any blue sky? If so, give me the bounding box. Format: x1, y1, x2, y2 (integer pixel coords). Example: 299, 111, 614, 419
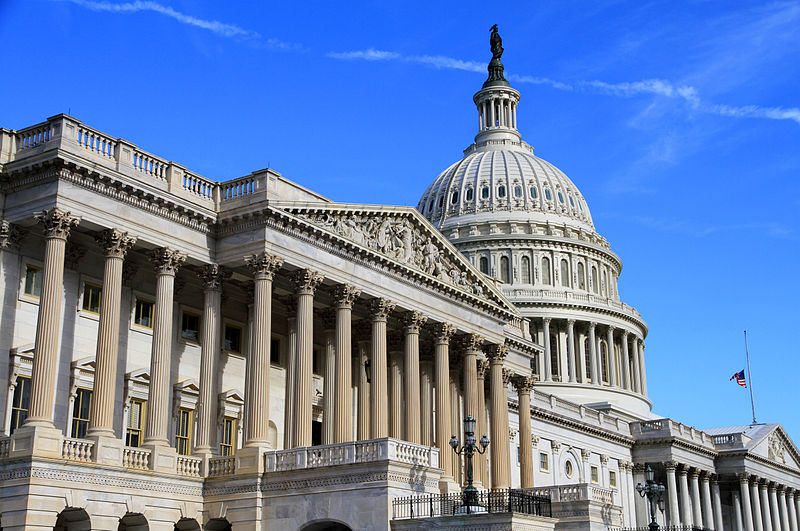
2, 1, 798, 440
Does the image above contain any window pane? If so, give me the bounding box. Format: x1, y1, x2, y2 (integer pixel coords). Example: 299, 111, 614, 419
10, 376, 31, 433
225, 326, 242, 352
135, 299, 154, 328
82, 284, 102, 313
24, 266, 42, 297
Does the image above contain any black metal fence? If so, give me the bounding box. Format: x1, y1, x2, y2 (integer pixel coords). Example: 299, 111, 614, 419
392, 489, 552, 519
608, 526, 707, 531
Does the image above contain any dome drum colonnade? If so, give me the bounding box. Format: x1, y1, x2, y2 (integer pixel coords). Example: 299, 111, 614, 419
6, 207, 545, 490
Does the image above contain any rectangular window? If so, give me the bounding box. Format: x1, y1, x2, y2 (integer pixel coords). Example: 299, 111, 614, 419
270, 338, 281, 365
313, 347, 322, 375
539, 452, 549, 471
134, 299, 154, 329
224, 325, 242, 352
181, 312, 200, 342
81, 283, 102, 314
591, 466, 599, 483
175, 408, 193, 455
610, 470, 617, 487
10, 376, 31, 434
126, 399, 146, 447
220, 417, 236, 456
71, 388, 92, 438
24, 265, 42, 298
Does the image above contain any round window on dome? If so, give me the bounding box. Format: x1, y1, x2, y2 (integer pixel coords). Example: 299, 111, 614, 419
466, 188, 474, 201
481, 186, 489, 199
530, 186, 538, 199
498, 185, 506, 198
545, 189, 552, 201
514, 185, 522, 198
558, 192, 564, 203
451, 191, 459, 204
569, 195, 575, 207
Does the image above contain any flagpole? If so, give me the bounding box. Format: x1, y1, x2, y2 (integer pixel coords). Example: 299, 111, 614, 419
744, 330, 757, 425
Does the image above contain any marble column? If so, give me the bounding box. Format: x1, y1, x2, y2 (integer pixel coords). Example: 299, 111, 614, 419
242, 253, 282, 447
543, 318, 552, 381
567, 319, 577, 382
795, 494, 800, 531
449, 355, 462, 484
779, 487, 790, 531
333, 284, 360, 444
87, 229, 136, 439
513, 375, 535, 488
356, 325, 371, 442
143, 248, 186, 447
487, 344, 511, 489
666, 462, 680, 526
321, 309, 336, 445
433, 323, 455, 485
638, 338, 648, 395
769, 483, 780, 531
624, 463, 638, 527
403, 311, 427, 444
701, 472, 714, 530
753, 478, 765, 531
735, 490, 746, 531
588, 322, 600, 385
461, 333, 482, 421
283, 297, 297, 449
194, 264, 229, 456
712, 477, 724, 531
786, 489, 798, 531
632, 335, 642, 393
370, 299, 394, 439
689, 469, 703, 527
678, 467, 692, 526
621, 330, 631, 390
476, 359, 489, 488
25, 209, 80, 429
740, 474, 755, 531
763, 481, 774, 531
420, 357, 433, 446
388, 336, 403, 439
606, 326, 617, 387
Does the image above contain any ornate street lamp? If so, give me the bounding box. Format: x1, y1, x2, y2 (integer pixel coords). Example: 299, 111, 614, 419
636, 464, 666, 530
449, 415, 490, 512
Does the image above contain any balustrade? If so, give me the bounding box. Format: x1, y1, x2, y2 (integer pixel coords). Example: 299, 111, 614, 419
182, 171, 215, 201
176, 455, 202, 476
17, 123, 54, 150
122, 447, 151, 470
77, 126, 115, 158
62, 438, 94, 462
132, 149, 167, 180
208, 456, 236, 477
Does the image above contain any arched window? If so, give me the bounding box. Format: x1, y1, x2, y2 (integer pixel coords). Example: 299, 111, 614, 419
428, 200, 433, 213
451, 191, 459, 204
584, 338, 592, 380
438, 195, 444, 209
498, 185, 506, 198
541, 257, 552, 285
577, 262, 586, 290
603, 270, 609, 296
530, 186, 538, 199
545, 189, 552, 201
466, 188, 474, 201
514, 185, 522, 198
558, 191, 565, 203
521, 256, 531, 284
591, 266, 598, 294
600, 342, 609, 383
569, 195, 575, 207
560, 259, 570, 287
500, 256, 510, 283
479, 256, 489, 274
550, 333, 560, 379
481, 186, 489, 199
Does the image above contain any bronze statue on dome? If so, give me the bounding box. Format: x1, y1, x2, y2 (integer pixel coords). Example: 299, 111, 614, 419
484, 24, 509, 88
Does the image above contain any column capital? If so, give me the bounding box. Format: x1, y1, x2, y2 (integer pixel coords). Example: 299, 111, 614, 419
588, 321, 597, 331
600, 454, 609, 465
768, 481, 777, 492
664, 460, 678, 472
777, 485, 786, 494
150, 247, 186, 275
677, 466, 689, 477
633, 462, 647, 473
486, 343, 509, 363
688, 468, 700, 480
566, 318, 576, 327
737, 472, 750, 483
542, 317, 552, 325
35, 208, 80, 240
370, 298, 395, 321
476, 359, 490, 379
197, 263, 231, 291
461, 333, 484, 353
581, 448, 592, 460
512, 375, 536, 394
291, 269, 324, 295
402, 310, 427, 332
95, 228, 137, 259
502, 368, 514, 387
332, 283, 360, 308
0, 219, 23, 250
607, 325, 616, 333
621, 329, 630, 339
432, 322, 456, 344
245, 252, 283, 279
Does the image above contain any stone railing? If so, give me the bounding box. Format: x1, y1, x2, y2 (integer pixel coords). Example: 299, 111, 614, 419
1, 114, 277, 212
208, 455, 236, 477
176, 455, 202, 477
711, 432, 749, 449
0, 436, 9, 458
530, 390, 632, 436
122, 446, 151, 470
505, 287, 644, 321
266, 437, 439, 472
62, 438, 94, 462
531, 483, 616, 505
630, 419, 716, 450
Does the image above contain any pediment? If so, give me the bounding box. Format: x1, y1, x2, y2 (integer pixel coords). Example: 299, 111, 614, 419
750, 425, 800, 471
219, 389, 245, 404
173, 378, 200, 393
275, 203, 516, 317
126, 368, 150, 383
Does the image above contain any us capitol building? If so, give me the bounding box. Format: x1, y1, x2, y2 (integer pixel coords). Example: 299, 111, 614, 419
0, 30, 798, 531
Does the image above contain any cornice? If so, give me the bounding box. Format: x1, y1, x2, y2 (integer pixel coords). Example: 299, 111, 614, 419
633, 437, 718, 459
514, 299, 647, 333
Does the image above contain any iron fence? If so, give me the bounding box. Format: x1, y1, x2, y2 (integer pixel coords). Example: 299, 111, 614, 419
392, 488, 551, 519
608, 526, 708, 531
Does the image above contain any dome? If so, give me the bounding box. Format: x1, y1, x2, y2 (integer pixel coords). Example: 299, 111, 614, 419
418, 143, 594, 233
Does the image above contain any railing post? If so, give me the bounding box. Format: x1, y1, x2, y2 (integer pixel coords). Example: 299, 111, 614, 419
166, 162, 186, 193
115, 139, 136, 172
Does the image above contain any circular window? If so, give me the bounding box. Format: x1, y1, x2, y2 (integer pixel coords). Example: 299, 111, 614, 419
545, 189, 552, 201
466, 188, 474, 201
481, 186, 489, 199
558, 192, 565, 203
530, 186, 538, 199
498, 185, 506, 198
514, 185, 522, 198
565, 460, 573, 478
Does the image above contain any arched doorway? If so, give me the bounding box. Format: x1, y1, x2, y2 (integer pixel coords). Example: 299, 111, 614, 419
299, 521, 352, 531
54, 508, 91, 531
118, 513, 148, 531
174, 518, 200, 530
205, 518, 232, 531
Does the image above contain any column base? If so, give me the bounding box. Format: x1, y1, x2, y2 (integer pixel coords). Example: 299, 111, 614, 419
236, 445, 270, 474
10, 423, 63, 459
439, 477, 461, 494
86, 433, 124, 466
142, 443, 178, 473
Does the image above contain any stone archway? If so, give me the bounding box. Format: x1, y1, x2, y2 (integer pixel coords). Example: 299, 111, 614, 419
174, 518, 200, 530
54, 508, 91, 531
299, 520, 353, 531
118, 513, 148, 531
205, 518, 232, 531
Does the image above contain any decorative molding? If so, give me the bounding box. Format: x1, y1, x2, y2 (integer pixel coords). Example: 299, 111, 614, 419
34, 207, 80, 240
96, 228, 137, 259
402, 310, 427, 332
290, 268, 324, 295
370, 298, 395, 321
149, 247, 186, 275
485, 344, 509, 362
332, 283, 360, 309
0, 219, 23, 249
244, 252, 283, 279
198, 263, 231, 291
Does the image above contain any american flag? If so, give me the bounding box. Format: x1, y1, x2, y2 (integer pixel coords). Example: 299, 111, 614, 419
730, 370, 746, 387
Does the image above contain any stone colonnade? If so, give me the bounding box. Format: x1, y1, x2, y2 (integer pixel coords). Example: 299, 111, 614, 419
737, 474, 800, 531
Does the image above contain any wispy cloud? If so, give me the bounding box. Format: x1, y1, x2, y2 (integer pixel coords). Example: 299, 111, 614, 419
327, 49, 484, 73
711, 104, 800, 125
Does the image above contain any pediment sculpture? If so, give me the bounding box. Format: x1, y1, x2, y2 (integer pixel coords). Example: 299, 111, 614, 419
768, 432, 786, 465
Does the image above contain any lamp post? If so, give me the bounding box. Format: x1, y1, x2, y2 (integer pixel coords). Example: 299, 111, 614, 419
636, 464, 666, 530
449, 415, 490, 511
